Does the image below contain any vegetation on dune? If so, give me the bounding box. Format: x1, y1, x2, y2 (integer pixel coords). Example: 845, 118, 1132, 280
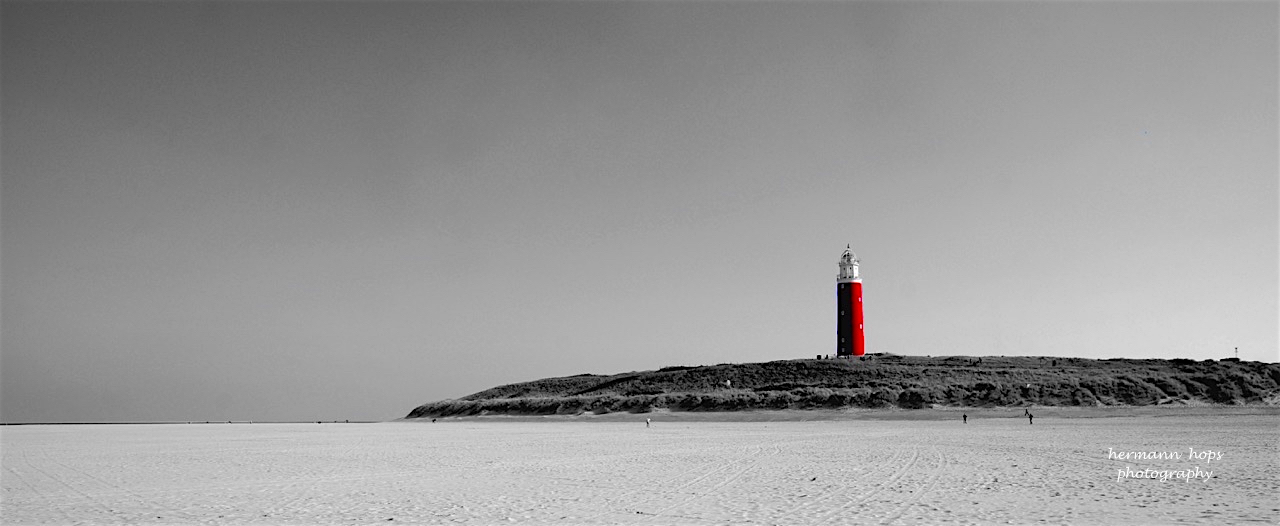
406, 355, 1280, 418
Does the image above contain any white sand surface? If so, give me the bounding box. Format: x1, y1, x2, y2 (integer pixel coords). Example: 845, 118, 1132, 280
3, 413, 1277, 524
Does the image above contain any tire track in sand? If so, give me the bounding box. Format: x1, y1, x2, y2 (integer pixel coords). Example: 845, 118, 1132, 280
814, 443, 922, 524
40, 446, 197, 522
577, 441, 772, 523
770, 439, 910, 521
634, 441, 784, 523
19, 447, 131, 523
879, 445, 948, 525
574, 443, 755, 522
6, 449, 79, 525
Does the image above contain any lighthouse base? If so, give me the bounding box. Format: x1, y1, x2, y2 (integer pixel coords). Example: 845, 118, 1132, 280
836, 281, 864, 357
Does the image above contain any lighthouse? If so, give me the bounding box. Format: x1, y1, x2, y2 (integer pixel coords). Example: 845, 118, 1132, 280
836, 245, 864, 357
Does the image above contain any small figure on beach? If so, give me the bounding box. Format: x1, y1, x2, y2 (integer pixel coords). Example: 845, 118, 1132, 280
646, 418, 651, 428
962, 414, 967, 424
1028, 413, 1034, 425
431, 418, 437, 423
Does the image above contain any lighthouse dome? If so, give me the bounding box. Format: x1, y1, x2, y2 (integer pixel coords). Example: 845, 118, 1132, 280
837, 245, 860, 282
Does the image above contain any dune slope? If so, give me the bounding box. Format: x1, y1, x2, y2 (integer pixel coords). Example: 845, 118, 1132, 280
407, 355, 1280, 418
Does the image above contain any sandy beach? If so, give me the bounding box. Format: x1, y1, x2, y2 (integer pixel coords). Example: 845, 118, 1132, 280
3, 411, 1277, 525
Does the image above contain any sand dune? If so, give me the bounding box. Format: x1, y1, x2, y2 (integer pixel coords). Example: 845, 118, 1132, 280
2, 413, 1276, 524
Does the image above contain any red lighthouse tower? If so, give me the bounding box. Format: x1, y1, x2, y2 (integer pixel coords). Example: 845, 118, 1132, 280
836, 245, 864, 357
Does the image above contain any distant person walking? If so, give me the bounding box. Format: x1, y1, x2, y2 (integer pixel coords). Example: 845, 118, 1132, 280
646, 418, 651, 428
1028, 413, 1034, 425
962, 414, 967, 424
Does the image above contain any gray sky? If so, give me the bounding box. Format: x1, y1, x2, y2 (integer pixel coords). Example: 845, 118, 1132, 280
2, 1, 1276, 423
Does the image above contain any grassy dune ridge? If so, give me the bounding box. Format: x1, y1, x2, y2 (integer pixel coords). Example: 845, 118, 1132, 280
406, 355, 1280, 418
